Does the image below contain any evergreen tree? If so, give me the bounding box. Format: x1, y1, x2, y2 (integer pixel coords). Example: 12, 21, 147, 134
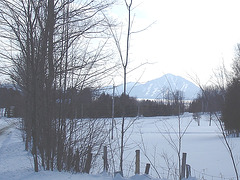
222, 78, 240, 134
221, 44, 240, 134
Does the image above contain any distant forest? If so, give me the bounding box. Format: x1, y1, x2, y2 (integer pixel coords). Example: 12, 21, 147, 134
0, 85, 224, 118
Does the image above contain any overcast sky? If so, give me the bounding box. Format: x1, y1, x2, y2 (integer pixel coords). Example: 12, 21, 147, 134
109, 0, 240, 85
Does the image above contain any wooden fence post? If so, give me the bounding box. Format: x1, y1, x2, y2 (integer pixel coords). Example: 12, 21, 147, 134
181, 152, 187, 179
145, 163, 150, 174
103, 146, 108, 172
186, 164, 191, 178
135, 150, 140, 174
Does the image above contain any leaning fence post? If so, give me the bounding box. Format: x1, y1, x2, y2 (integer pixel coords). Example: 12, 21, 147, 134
135, 150, 140, 174
186, 164, 191, 178
103, 146, 108, 172
145, 163, 150, 174
181, 152, 187, 179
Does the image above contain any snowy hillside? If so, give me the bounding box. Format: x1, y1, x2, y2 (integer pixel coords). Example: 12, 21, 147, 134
104, 74, 200, 100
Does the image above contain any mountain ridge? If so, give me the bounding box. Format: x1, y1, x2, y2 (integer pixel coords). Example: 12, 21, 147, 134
104, 73, 200, 100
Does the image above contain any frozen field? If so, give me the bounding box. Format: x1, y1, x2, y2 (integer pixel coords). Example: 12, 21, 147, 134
121, 113, 240, 179
0, 113, 239, 180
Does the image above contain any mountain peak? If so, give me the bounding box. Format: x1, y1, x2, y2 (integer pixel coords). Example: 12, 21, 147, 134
104, 74, 200, 100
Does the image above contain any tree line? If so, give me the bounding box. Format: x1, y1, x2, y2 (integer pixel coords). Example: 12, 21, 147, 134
57, 88, 186, 118
0, 86, 23, 117
1, 86, 186, 118
188, 86, 224, 114
2, 83, 225, 120
187, 44, 240, 136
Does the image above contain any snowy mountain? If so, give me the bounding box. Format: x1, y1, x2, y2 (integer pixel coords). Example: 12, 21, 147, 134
104, 74, 200, 100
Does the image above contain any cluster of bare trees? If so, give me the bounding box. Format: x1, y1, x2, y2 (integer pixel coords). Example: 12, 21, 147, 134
0, 0, 154, 176
0, 0, 116, 172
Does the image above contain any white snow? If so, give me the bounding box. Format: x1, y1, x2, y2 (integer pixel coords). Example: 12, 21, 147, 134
0, 114, 238, 180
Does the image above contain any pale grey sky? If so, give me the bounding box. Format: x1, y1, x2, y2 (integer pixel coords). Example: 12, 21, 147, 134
109, 0, 240, 85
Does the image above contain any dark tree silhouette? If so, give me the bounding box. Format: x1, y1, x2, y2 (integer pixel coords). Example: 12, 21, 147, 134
222, 78, 240, 135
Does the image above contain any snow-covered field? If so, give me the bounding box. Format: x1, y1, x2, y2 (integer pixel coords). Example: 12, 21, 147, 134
0, 114, 239, 180
122, 113, 240, 180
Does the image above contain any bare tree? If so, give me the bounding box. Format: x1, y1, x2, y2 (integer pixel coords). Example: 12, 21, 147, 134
105, 0, 133, 173
0, 0, 115, 172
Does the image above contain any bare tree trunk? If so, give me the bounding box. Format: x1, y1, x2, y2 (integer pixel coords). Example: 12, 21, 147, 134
178, 115, 181, 180
216, 114, 239, 180
119, 0, 132, 173
32, 74, 39, 172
